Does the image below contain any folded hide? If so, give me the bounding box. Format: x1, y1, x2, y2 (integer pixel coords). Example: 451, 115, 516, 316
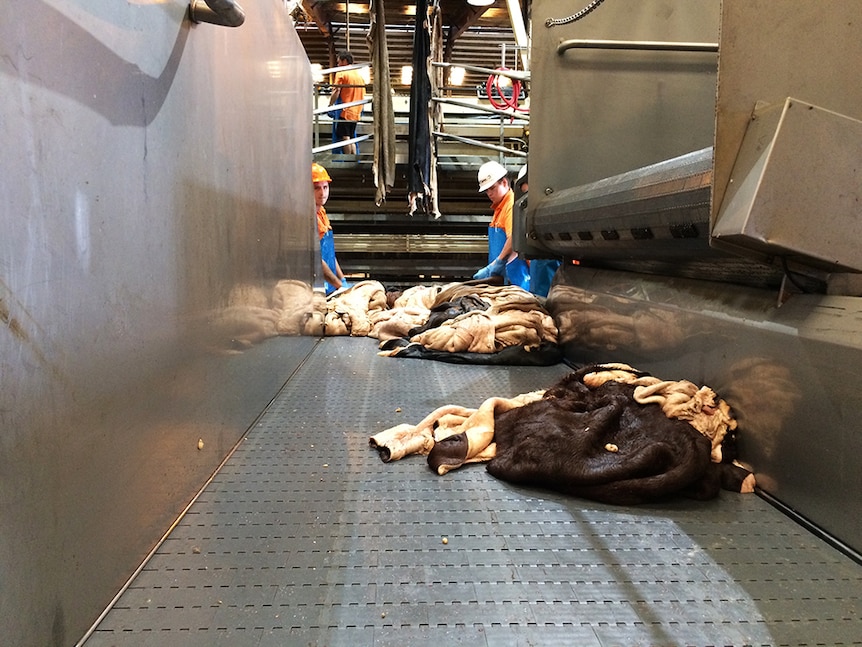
370, 363, 755, 505
377, 284, 561, 364
408, 295, 490, 336
377, 339, 563, 366
370, 393, 545, 469
323, 280, 389, 336
486, 366, 750, 504
580, 363, 738, 462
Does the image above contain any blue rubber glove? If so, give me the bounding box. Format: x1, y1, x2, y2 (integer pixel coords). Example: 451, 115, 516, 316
472, 257, 506, 280
338, 277, 350, 290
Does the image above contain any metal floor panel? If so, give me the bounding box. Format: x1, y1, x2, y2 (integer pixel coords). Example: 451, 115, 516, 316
84, 337, 862, 647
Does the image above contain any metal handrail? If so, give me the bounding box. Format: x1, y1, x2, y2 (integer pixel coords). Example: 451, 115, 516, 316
312, 98, 372, 117
320, 62, 371, 76
311, 66, 528, 161
557, 39, 718, 55
433, 131, 527, 157
189, 0, 245, 27
432, 62, 530, 83
313, 134, 372, 155
432, 97, 530, 122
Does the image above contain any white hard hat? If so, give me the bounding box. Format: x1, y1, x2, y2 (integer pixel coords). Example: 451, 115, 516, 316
477, 160, 508, 192
516, 165, 528, 186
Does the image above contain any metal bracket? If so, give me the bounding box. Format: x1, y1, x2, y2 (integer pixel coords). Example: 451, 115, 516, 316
189, 0, 245, 27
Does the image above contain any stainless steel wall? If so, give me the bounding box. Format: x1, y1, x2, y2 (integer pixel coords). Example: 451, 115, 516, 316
713, 0, 862, 224
0, 2, 316, 645
528, 0, 719, 197
548, 265, 862, 557
529, 0, 862, 556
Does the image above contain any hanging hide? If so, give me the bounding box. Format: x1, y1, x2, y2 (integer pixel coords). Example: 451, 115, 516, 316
406, 0, 436, 217
427, 2, 442, 218
366, 0, 396, 206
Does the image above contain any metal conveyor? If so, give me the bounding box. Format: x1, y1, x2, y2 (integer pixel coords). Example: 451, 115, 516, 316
81, 337, 862, 646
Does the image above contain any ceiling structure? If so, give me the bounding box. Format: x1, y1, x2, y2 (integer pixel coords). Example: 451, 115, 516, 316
296, 0, 531, 213
295, 0, 530, 93
293, 1, 534, 281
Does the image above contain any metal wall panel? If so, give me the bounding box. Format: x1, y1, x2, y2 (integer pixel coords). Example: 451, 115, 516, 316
548, 265, 862, 557
0, 2, 316, 645
713, 98, 862, 273
712, 0, 862, 224
528, 0, 719, 199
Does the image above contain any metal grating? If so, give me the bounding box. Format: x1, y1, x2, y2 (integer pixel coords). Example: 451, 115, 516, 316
84, 337, 862, 646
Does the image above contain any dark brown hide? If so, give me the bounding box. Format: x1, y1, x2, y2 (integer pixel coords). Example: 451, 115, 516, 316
408, 295, 489, 337
428, 433, 469, 473
486, 367, 721, 504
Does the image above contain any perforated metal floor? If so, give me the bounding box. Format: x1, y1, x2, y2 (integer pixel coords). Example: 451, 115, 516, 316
84, 337, 862, 646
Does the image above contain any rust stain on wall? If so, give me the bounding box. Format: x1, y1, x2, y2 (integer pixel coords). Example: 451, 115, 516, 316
1, 296, 31, 343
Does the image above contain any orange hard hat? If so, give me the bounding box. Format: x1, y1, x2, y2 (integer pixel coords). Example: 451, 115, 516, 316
312, 162, 332, 183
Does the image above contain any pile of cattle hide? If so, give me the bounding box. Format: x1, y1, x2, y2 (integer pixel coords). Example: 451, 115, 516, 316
196, 279, 560, 365
370, 363, 756, 505
318, 280, 562, 365
198, 280, 325, 354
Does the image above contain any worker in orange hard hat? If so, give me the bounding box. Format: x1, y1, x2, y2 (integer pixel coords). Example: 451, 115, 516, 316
312, 162, 349, 294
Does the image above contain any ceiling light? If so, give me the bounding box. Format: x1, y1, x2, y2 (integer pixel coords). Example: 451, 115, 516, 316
467, 0, 494, 6
340, 2, 369, 14
401, 65, 413, 85
450, 66, 466, 85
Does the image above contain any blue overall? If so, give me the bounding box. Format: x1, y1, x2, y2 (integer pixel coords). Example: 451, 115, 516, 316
320, 229, 339, 295
488, 226, 530, 291
328, 95, 360, 155
529, 259, 562, 297
329, 95, 343, 154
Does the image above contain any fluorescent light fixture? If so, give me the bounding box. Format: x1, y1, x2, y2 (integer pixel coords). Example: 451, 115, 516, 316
341, 1, 369, 14
310, 63, 324, 83
467, 0, 494, 6
450, 66, 466, 85
401, 65, 413, 85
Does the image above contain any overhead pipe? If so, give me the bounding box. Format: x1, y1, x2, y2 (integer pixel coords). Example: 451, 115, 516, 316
189, 0, 245, 27
432, 61, 529, 82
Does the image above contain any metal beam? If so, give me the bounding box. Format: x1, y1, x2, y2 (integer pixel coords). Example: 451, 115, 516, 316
505, 0, 529, 70
302, 0, 334, 38
444, 6, 489, 61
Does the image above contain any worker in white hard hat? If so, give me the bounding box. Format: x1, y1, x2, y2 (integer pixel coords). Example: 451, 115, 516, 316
515, 164, 528, 194
515, 164, 561, 297
472, 160, 530, 290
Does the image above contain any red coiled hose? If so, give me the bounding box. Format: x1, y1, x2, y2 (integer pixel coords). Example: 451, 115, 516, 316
485, 68, 529, 114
